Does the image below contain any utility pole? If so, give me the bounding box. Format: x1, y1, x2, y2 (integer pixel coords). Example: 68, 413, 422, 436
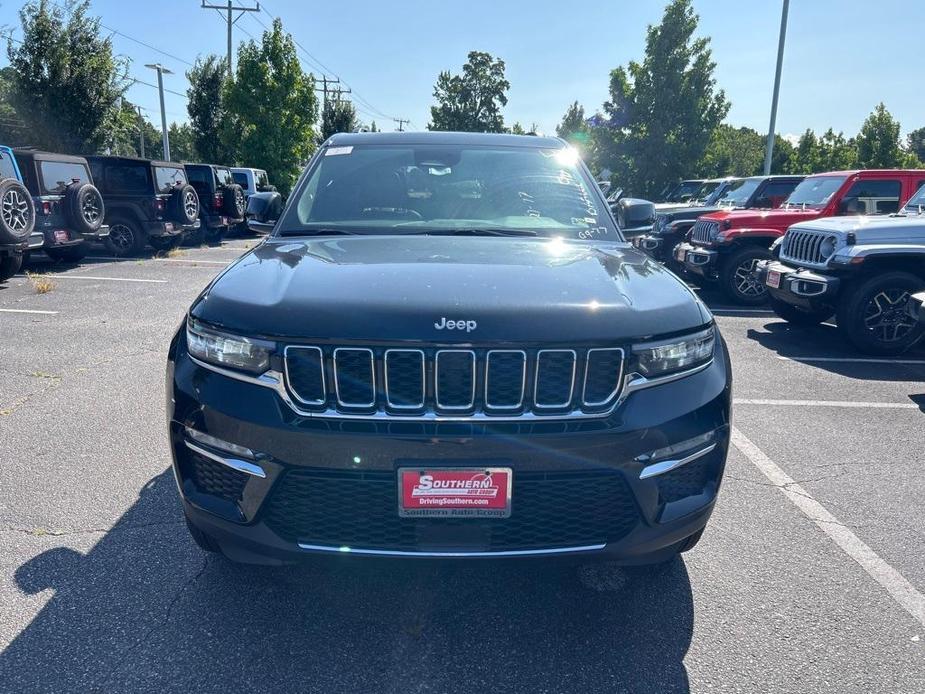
314, 76, 349, 111
763, 0, 790, 175
145, 63, 173, 161
136, 105, 145, 158
200, 0, 261, 75
393, 118, 409, 132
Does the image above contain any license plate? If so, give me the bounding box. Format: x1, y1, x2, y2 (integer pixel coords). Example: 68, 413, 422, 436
675, 247, 687, 262
53, 230, 69, 243
398, 467, 512, 518
164, 222, 174, 232
766, 269, 782, 289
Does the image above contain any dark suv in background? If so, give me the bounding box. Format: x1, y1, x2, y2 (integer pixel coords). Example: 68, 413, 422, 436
14, 149, 107, 262
0, 145, 35, 281
184, 164, 246, 244
87, 156, 200, 256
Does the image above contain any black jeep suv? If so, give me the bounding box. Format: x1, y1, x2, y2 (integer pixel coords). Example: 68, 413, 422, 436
184, 163, 246, 244
167, 132, 731, 565
14, 149, 107, 261
86, 156, 201, 256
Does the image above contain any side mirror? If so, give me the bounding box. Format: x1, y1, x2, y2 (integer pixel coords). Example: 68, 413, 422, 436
246, 191, 283, 233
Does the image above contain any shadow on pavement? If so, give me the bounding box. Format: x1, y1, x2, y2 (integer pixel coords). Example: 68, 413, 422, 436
1, 470, 694, 694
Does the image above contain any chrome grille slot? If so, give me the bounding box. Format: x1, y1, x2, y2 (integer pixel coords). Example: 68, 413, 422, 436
691, 220, 718, 244
281, 344, 628, 419
435, 350, 476, 411
384, 349, 425, 409
284, 346, 325, 405
485, 350, 526, 410
582, 348, 625, 407
781, 229, 831, 268
333, 348, 376, 407
534, 350, 577, 409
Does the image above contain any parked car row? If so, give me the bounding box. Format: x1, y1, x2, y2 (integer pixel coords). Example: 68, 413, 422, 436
0, 146, 277, 281
628, 168, 925, 355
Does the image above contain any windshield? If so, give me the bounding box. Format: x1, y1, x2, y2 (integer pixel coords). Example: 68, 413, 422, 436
693, 181, 721, 202
664, 180, 702, 202
784, 175, 847, 209
154, 166, 187, 193
215, 167, 234, 186
902, 184, 925, 213
255, 170, 269, 189
279, 144, 620, 240
39, 160, 89, 194
715, 178, 761, 208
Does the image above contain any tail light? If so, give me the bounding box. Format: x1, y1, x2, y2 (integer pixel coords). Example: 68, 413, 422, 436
213, 192, 223, 211
153, 197, 166, 216
41, 201, 53, 215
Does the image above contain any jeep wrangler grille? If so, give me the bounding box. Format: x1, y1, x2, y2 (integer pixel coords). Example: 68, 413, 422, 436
781, 229, 831, 268
691, 220, 719, 244
283, 345, 625, 419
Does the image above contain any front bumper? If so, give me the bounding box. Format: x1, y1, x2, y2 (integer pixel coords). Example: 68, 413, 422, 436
633, 232, 684, 263
145, 219, 200, 238
676, 242, 719, 279
755, 260, 841, 309
167, 332, 732, 564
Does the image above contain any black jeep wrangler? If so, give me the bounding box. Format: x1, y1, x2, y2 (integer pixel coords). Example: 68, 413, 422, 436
13, 149, 107, 262
0, 145, 35, 282
86, 156, 201, 256
184, 164, 246, 244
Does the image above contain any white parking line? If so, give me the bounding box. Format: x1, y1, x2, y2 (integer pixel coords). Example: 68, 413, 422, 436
778, 355, 925, 365
710, 308, 774, 314
734, 398, 918, 409
50, 275, 167, 284
731, 427, 925, 629
91, 256, 229, 266
0, 308, 58, 315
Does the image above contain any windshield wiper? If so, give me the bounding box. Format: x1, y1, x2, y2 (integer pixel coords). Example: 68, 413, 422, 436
441, 228, 538, 237
279, 228, 361, 237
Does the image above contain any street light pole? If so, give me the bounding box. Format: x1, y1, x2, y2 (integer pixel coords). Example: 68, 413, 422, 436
145, 63, 174, 161
763, 0, 790, 175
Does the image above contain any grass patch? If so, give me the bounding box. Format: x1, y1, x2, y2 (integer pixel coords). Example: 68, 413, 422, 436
26, 272, 55, 294
166, 246, 187, 258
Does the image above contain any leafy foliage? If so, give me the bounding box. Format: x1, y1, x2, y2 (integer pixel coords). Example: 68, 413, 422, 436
428, 51, 510, 133
595, 0, 729, 197
555, 101, 591, 148
186, 55, 232, 164
907, 127, 925, 163
320, 97, 357, 141
856, 103, 919, 168
6, 0, 129, 153
223, 18, 318, 196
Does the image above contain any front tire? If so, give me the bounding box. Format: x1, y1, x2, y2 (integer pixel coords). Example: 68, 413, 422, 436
104, 217, 147, 257
0, 252, 22, 281
835, 271, 925, 355
769, 296, 834, 327
720, 246, 772, 305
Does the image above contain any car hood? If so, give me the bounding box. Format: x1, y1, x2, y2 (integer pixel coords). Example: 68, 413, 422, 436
701, 207, 822, 229
191, 235, 710, 343
658, 205, 729, 223
790, 214, 925, 243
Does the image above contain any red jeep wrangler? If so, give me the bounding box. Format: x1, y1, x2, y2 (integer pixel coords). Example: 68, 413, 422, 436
674, 170, 925, 304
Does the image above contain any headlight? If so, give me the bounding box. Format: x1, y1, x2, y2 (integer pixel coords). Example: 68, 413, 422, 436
186, 317, 273, 374
819, 235, 837, 259
632, 326, 715, 377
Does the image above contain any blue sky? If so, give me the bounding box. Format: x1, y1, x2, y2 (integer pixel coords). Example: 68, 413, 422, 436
0, 0, 920, 140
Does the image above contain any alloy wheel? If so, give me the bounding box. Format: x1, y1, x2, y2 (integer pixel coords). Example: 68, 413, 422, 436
108, 223, 134, 252
184, 191, 198, 220
733, 258, 766, 298
2, 189, 29, 231
863, 289, 916, 343
82, 193, 101, 226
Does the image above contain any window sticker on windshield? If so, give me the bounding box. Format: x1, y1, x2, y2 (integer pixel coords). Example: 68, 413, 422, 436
325, 146, 353, 156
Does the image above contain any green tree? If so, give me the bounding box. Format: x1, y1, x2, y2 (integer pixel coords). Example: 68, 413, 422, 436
907, 127, 925, 163
320, 97, 357, 141
789, 129, 822, 174
0, 67, 31, 147
369, 120, 378, 133
597, 0, 729, 196
818, 128, 857, 171
509, 121, 526, 135
556, 101, 590, 147
856, 103, 904, 168
6, 0, 129, 153
428, 51, 509, 133
168, 122, 197, 162
699, 124, 764, 177
186, 55, 232, 164
223, 18, 318, 196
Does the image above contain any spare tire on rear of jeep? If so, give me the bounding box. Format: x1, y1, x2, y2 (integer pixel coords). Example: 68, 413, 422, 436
64, 182, 104, 235
0, 177, 35, 245
167, 183, 199, 225
221, 183, 246, 219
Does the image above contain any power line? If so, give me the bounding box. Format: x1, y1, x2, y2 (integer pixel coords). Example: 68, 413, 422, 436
201, 0, 261, 75
99, 21, 195, 68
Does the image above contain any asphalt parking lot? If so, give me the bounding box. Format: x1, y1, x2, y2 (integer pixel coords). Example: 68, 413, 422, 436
1, 241, 924, 693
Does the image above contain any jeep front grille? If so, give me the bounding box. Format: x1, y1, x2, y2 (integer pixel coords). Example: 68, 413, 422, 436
691, 220, 718, 244
781, 229, 832, 268
283, 345, 625, 419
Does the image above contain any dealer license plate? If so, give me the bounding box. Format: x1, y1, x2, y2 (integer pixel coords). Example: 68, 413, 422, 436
675, 246, 687, 263
398, 467, 512, 518
766, 269, 782, 289
164, 222, 174, 232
